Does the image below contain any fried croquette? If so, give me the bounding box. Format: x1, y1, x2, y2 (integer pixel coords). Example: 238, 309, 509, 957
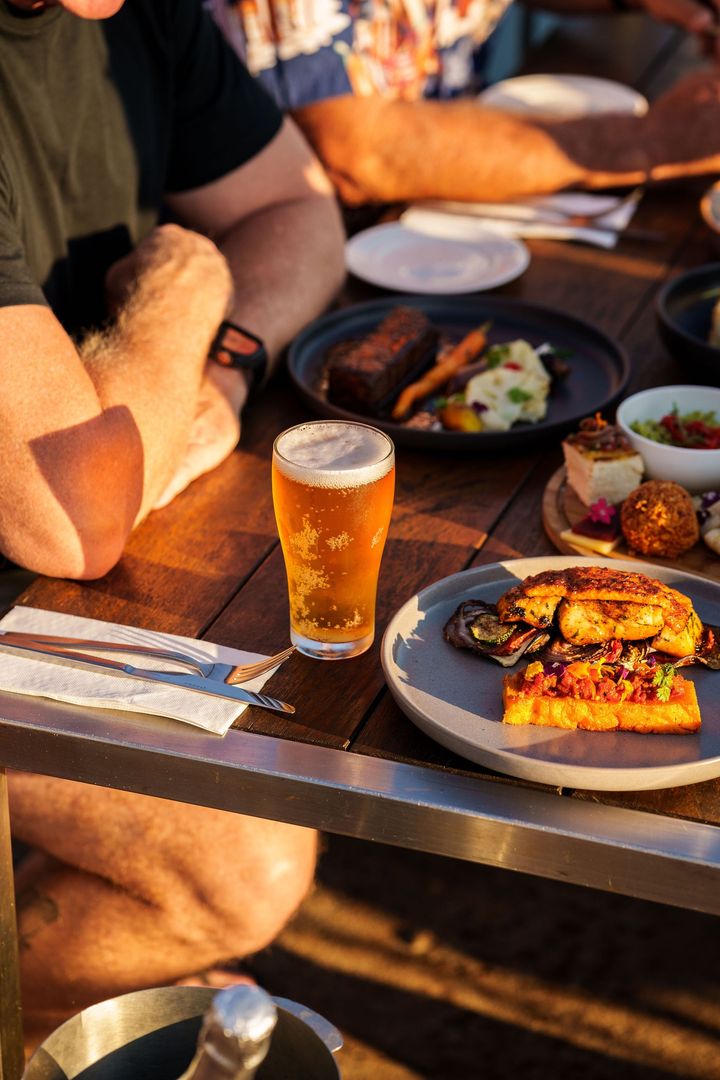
620, 481, 699, 558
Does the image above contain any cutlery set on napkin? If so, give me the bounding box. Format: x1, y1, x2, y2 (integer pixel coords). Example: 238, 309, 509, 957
401, 187, 651, 249
0, 607, 294, 736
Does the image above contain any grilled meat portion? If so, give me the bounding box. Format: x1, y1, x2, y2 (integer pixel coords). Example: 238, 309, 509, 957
499, 566, 691, 637
326, 306, 438, 417
556, 599, 666, 645
496, 592, 560, 628
652, 607, 703, 658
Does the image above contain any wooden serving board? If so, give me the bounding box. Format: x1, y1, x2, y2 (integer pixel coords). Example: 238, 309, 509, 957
543, 466, 720, 581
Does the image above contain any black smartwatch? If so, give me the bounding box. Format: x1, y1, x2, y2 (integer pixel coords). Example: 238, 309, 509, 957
208, 320, 267, 392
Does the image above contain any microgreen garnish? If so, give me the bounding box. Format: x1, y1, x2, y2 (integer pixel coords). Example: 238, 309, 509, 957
652, 663, 676, 703
485, 345, 510, 368
507, 387, 533, 404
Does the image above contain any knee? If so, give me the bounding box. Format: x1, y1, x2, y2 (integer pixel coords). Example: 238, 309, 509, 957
171, 819, 319, 958
230, 821, 318, 948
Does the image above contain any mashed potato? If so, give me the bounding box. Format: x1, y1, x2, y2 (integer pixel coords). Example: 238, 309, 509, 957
464, 340, 550, 432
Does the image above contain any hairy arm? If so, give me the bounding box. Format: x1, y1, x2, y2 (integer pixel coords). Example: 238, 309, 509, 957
0, 226, 233, 579
293, 73, 720, 205
0, 119, 344, 576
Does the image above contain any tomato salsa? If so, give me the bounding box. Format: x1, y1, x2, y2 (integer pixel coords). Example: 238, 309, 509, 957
520, 659, 683, 704
631, 408, 720, 449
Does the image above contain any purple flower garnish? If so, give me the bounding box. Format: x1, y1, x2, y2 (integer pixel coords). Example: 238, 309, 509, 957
543, 661, 566, 676
588, 498, 617, 524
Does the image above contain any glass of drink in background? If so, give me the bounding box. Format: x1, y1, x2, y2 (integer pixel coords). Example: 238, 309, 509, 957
272, 420, 395, 659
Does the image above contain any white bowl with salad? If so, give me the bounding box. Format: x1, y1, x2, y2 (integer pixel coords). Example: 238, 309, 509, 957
616, 384, 720, 493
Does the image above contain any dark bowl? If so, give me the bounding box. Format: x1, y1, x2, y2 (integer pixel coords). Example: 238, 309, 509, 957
655, 263, 720, 384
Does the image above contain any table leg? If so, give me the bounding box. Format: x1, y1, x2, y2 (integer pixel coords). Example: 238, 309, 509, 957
0, 769, 23, 1080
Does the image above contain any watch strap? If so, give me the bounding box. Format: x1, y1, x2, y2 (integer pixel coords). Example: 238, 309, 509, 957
209, 320, 267, 390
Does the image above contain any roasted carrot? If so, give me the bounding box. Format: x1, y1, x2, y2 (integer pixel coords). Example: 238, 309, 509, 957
391, 323, 489, 420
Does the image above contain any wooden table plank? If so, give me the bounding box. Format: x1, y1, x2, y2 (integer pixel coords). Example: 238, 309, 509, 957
0, 772, 22, 1080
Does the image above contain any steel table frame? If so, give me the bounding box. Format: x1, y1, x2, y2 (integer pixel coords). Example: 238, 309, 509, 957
1, 669, 720, 1079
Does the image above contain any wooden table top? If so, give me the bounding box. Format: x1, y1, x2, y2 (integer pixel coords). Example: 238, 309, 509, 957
2, 16, 720, 915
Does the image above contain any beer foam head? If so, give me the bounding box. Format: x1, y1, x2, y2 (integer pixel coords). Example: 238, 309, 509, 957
274, 421, 394, 488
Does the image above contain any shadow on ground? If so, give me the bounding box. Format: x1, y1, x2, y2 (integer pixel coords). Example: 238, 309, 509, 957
250, 835, 720, 1080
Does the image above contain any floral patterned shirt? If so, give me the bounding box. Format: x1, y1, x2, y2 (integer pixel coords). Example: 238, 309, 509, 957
206, 0, 512, 109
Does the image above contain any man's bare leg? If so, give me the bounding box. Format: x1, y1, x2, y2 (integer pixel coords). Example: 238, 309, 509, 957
8, 772, 317, 1045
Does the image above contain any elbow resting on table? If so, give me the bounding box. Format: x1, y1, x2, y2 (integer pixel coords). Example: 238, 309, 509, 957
2, 417, 144, 581
1, 496, 132, 581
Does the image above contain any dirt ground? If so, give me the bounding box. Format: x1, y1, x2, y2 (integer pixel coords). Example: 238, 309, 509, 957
251, 833, 720, 1080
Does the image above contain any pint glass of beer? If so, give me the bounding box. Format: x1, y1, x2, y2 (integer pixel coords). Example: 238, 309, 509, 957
272, 420, 395, 659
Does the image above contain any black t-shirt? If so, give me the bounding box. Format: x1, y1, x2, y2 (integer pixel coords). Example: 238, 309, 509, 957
0, 0, 282, 335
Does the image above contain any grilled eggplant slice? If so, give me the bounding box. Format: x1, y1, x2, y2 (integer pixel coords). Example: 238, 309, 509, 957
443, 601, 498, 651
469, 604, 515, 648
443, 600, 549, 666
539, 638, 616, 666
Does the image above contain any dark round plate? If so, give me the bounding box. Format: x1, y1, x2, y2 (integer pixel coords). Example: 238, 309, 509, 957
287, 294, 630, 451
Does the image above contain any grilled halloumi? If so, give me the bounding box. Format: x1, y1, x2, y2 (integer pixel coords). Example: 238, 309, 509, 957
557, 599, 665, 645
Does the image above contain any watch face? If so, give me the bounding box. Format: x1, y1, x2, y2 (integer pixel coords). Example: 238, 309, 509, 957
212, 323, 264, 367
210, 321, 267, 387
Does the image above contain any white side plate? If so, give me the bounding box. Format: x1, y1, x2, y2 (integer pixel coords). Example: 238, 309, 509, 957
477, 74, 649, 120
345, 222, 530, 294
381, 556, 720, 791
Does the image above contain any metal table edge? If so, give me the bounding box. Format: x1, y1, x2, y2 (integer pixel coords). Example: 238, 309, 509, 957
1, 710, 719, 915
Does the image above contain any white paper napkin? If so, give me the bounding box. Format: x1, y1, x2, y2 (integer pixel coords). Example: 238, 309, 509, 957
401, 190, 642, 250
0, 607, 283, 736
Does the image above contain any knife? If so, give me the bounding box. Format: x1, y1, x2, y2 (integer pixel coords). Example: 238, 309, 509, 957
0, 639, 295, 715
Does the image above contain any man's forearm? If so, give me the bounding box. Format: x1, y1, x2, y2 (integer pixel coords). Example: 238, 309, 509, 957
217, 192, 346, 366
293, 96, 650, 204
81, 227, 234, 518
0, 226, 235, 579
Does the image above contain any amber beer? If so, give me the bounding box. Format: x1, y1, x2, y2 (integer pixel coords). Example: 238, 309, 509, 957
272, 421, 395, 659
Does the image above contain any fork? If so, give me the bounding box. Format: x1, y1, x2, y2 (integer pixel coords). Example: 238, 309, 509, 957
0, 631, 295, 685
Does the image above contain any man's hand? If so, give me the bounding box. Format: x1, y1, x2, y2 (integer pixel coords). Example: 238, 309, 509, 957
105, 223, 234, 324
152, 364, 248, 510
99, 224, 244, 516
